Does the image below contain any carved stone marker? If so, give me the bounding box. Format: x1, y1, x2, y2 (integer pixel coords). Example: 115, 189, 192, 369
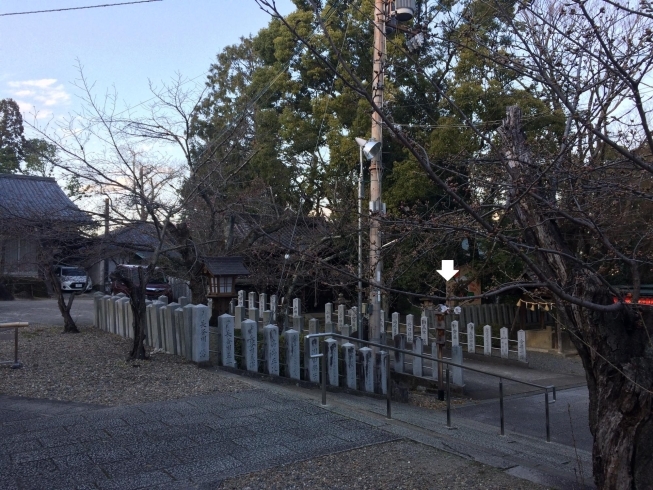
242, 319, 258, 372
518, 329, 527, 362
420, 315, 429, 346
284, 329, 300, 380
413, 336, 423, 377
304, 335, 320, 382
325, 338, 338, 386
191, 304, 210, 363
483, 324, 492, 356
358, 347, 374, 393
500, 327, 509, 359
467, 322, 476, 353
342, 342, 356, 389
406, 314, 414, 343
451, 320, 459, 347
391, 312, 399, 338
308, 318, 319, 335
264, 324, 279, 376
219, 314, 235, 367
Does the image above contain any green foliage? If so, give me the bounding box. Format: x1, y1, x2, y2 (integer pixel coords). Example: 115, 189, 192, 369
0, 99, 25, 173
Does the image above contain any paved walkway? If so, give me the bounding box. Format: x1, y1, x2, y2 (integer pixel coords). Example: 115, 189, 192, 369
0, 390, 395, 490
0, 378, 595, 490
0, 296, 95, 327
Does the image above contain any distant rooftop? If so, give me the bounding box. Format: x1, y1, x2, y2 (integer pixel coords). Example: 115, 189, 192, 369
203, 256, 250, 276
0, 173, 90, 224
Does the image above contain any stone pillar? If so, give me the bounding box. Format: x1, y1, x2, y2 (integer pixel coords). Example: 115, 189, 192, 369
518, 329, 527, 362
391, 312, 399, 338
406, 314, 414, 343
248, 291, 257, 310
242, 319, 258, 372
120, 298, 130, 337
467, 322, 476, 354
158, 295, 169, 305
342, 342, 356, 389
324, 303, 333, 333
156, 302, 167, 349
451, 320, 459, 347
431, 343, 439, 381
376, 351, 388, 395
304, 335, 320, 382
284, 329, 300, 380
500, 327, 509, 359
270, 295, 277, 322
325, 338, 338, 386
183, 304, 194, 359
341, 324, 351, 339
178, 296, 189, 307
292, 298, 301, 317
248, 306, 259, 325
93, 293, 102, 328
259, 293, 267, 312
166, 303, 180, 354
264, 324, 279, 376
175, 308, 185, 358
234, 306, 245, 335
237, 290, 245, 307
413, 336, 423, 377
337, 304, 345, 330
126, 301, 134, 339
219, 314, 236, 367
483, 324, 492, 356
393, 333, 405, 373
262, 310, 272, 325
191, 304, 210, 363
308, 318, 319, 335
350, 307, 358, 336
420, 314, 429, 346
358, 347, 374, 393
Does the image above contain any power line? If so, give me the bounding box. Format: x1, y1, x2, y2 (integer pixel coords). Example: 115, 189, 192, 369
0, 0, 162, 17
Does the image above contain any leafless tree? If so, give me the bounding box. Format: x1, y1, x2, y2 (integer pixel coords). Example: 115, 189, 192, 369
257, 0, 653, 486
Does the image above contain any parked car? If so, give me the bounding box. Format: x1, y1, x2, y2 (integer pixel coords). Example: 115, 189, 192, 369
111, 265, 173, 302
53, 266, 93, 293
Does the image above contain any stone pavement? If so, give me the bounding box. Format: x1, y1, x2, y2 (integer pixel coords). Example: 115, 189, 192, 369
228, 372, 595, 489
0, 390, 396, 490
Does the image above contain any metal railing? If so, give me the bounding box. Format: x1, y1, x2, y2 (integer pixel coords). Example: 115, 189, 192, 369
0, 322, 28, 369
307, 332, 556, 442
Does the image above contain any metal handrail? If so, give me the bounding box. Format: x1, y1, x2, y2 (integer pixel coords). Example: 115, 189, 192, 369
307, 332, 556, 442
0, 322, 28, 369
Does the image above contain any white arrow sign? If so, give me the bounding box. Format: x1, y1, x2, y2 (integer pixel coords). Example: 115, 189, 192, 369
437, 260, 459, 281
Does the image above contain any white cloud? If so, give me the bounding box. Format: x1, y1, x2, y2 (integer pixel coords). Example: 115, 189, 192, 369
6, 78, 70, 111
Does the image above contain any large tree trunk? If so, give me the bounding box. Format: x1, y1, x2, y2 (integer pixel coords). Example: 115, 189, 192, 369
500, 106, 653, 489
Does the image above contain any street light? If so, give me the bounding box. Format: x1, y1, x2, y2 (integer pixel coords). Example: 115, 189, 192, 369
355, 137, 381, 341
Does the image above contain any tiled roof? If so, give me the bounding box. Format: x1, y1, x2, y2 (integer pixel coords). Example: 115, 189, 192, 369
203, 256, 250, 276
0, 174, 89, 223
232, 214, 330, 251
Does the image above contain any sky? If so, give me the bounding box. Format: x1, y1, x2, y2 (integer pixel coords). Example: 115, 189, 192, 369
0, 0, 296, 127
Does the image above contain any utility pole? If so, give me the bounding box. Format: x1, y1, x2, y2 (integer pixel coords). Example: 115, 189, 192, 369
369, 0, 386, 345
103, 198, 110, 293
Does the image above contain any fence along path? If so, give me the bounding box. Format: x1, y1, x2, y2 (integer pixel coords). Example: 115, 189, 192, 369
92, 292, 529, 396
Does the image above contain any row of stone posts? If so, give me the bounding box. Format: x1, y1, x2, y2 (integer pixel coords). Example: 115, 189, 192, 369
94, 292, 212, 364
387, 312, 527, 363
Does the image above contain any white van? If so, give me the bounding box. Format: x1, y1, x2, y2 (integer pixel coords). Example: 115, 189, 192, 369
53, 266, 92, 293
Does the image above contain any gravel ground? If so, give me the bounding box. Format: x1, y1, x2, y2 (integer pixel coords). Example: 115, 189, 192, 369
0, 324, 251, 405
527, 350, 585, 376
219, 440, 552, 489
